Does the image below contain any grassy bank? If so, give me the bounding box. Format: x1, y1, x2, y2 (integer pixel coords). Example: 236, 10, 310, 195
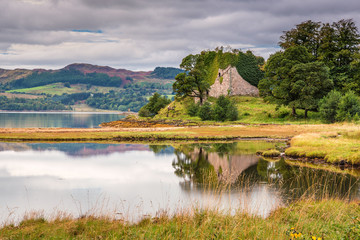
1, 199, 359, 239
155, 96, 323, 124
286, 131, 360, 165
0, 124, 355, 142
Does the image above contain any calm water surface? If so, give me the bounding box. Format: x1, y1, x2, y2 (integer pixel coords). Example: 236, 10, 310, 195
0, 112, 124, 128
0, 142, 359, 224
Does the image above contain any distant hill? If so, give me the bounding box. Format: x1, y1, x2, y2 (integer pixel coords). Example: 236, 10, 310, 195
0, 63, 182, 89
0, 63, 180, 112
150, 67, 185, 79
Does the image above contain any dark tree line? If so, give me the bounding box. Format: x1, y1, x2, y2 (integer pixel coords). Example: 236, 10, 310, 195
0, 96, 70, 111
151, 67, 185, 79
6, 69, 123, 89
259, 19, 360, 120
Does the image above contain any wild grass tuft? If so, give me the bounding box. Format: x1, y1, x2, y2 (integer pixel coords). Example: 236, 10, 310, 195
262, 149, 281, 157
286, 132, 360, 164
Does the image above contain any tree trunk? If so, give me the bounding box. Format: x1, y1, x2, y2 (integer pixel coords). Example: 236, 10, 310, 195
199, 96, 203, 105
304, 109, 308, 119
292, 107, 297, 116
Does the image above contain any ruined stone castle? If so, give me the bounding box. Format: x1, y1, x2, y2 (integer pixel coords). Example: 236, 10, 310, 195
208, 66, 259, 97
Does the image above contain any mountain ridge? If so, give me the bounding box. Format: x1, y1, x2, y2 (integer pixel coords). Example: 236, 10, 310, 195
0, 63, 182, 85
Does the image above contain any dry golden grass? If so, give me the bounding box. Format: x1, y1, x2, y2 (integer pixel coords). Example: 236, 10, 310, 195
286, 130, 360, 164
0, 123, 357, 142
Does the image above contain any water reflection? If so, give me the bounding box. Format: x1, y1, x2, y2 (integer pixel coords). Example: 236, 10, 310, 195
0, 141, 358, 224
174, 143, 360, 202
0, 112, 124, 128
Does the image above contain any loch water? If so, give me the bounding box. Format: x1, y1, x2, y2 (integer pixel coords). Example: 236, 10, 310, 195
0, 141, 358, 224
0, 112, 124, 128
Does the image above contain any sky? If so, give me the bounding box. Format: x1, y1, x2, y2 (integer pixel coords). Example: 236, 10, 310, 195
1, 0, 360, 71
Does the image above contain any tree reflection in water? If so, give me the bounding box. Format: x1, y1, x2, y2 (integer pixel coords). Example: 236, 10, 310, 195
171, 142, 360, 203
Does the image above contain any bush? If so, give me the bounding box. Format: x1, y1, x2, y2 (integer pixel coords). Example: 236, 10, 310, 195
336, 91, 360, 121
198, 102, 213, 121
213, 96, 230, 121
276, 105, 290, 118
212, 95, 238, 121
138, 107, 152, 117
138, 92, 171, 117
226, 102, 239, 121
197, 96, 239, 122
187, 101, 200, 117
319, 90, 342, 123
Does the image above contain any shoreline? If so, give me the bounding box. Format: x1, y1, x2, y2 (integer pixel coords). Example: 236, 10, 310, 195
0, 123, 355, 142
0, 110, 134, 114
2, 123, 360, 171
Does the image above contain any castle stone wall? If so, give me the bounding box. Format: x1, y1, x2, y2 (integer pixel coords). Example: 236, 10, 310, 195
208, 66, 259, 97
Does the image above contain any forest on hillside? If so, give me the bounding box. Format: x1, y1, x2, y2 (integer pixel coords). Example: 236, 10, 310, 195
0, 67, 176, 111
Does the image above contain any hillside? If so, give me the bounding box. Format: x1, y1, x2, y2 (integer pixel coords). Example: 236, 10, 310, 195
154, 96, 322, 124
0, 64, 182, 112
0, 64, 183, 87
0, 68, 33, 84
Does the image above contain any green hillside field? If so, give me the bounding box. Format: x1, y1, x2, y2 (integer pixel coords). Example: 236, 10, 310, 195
155, 96, 323, 124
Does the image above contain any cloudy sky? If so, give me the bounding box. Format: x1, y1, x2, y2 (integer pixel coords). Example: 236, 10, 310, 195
1, 0, 360, 70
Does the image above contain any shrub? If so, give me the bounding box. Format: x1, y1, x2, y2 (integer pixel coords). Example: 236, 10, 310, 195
319, 90, 342, 123
196, 96, 238, 122
226, 102, 239, 121
353, 113, 360, 122
276, 105, 290, 118
138, 107, 152, 117
187, 101, 200, 117
213, 96, 230, 121
336, 91, 360, 121
198, 102, 213, 121
138, 92, 171, 117
212, 95, 238, 121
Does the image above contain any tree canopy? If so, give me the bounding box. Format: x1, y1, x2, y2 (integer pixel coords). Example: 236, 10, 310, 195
173, 54, 210, 104
279, 19, 360, 92
260, 19, 360, 118
259, 46, 333, 116
138, 92, 171, 117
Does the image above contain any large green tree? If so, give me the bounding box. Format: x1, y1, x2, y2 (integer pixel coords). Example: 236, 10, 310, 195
259, 46, 332, 116
279, 20, 321, 58
289, 62, 333, 118
173, 54, 210, 104
279, 19, 360, 91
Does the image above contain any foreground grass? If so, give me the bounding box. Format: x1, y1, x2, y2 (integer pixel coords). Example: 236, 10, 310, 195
1, 200, 359, 239
286, 131, 360, 164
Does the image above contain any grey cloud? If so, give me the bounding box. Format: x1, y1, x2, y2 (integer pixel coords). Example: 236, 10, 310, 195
0, 0, 360, 70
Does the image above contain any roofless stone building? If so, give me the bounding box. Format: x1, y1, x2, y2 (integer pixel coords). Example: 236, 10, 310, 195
208, 66, 259, 97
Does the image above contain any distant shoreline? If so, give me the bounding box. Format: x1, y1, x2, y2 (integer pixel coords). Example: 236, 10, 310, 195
0, 110, 136, 115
